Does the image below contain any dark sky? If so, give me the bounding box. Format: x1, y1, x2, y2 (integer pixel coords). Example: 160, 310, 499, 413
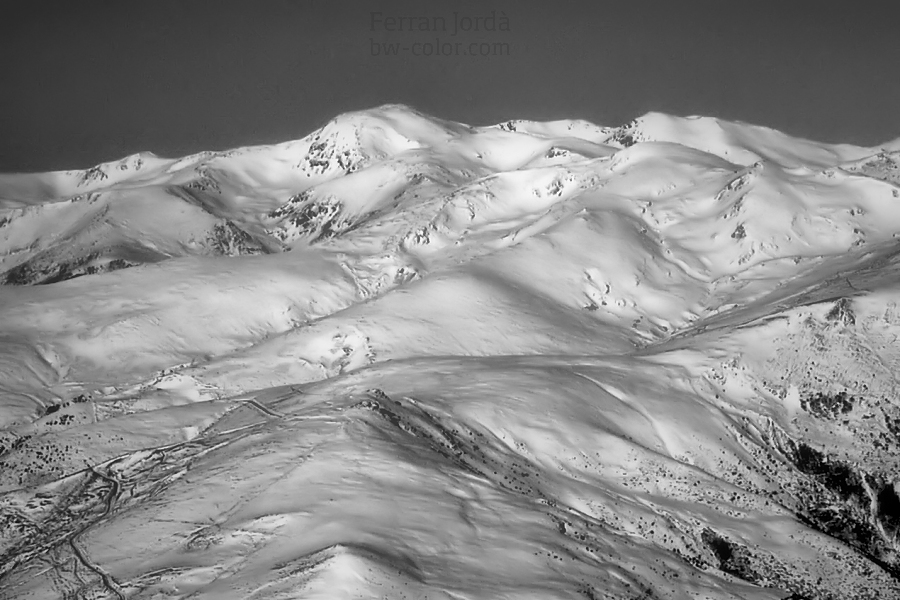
2, 1, 898, 173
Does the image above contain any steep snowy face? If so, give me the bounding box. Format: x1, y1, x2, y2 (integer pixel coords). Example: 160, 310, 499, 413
2, 104, 900, 600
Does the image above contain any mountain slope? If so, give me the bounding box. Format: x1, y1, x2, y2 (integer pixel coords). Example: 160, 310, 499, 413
1, 104, 899, 600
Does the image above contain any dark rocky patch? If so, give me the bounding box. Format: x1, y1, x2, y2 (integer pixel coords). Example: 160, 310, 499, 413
801, 391, 855, 419
806, 505, 880, 552
269, 196, 351, 243
299, 133, 365, 175
186, 168, 221, 194
78, 165, 108, 187
609, 120, 643, 148
208, 221, 266, 256
10, 435, 32, 453
3, 263, 33, 285
2, 251, 138, 286
268, 191, 310, 220
876, 481, 900, 538
107, 258, 130, 271
776, 438, 900, 579
790, 442, 866, 501
884, 414, 900, 442
825, 298, 856, 326
846, 152, 900, 185
700, 529, 763, 584
613, 132, 635, 148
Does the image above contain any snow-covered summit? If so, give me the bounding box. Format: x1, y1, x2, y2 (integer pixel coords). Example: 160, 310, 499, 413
606, 111, 874, 167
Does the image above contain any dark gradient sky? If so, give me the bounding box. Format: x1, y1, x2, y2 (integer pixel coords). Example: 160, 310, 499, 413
2, 1, 898, 173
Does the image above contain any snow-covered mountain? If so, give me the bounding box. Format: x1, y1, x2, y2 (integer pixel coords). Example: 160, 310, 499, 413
2, 104, 900, 600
